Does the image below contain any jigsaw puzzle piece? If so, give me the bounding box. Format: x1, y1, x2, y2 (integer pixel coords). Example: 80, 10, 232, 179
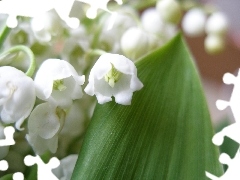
0, 0, 54, 28
0, 160, 8, 171
24, 155, 60, 180
206, 148, 240, 179
212, 123, 240, 146
0, 126, 15, 146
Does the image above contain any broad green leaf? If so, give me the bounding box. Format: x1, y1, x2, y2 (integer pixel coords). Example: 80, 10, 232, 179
72, 34, 223, 179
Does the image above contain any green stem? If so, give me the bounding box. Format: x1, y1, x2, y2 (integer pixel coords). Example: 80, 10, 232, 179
0, 45, 36, 77
0, 24, 11, 49
88, 49, 107, 56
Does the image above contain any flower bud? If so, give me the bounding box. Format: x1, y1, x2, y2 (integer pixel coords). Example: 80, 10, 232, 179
205, 12, 228, 36
121, 27, 157, 60
141, 8, 165, 35
182, 8, 207, 37
121, 27, 149, 59
156, 0, 182, 24
204, 34, 225, 54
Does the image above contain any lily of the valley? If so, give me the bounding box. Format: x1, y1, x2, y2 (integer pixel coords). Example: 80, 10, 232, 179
26, 102, 65, 155
34, 59, 85, 108
84, 53, 143, 105
0, 66, 35, 130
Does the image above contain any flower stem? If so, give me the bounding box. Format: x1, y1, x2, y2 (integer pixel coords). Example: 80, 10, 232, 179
0, 24, 11, 50
0, 45, 36, 77
88, 49, 107, 56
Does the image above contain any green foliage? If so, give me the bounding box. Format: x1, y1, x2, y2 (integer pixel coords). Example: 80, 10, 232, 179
71, 34, 223, 179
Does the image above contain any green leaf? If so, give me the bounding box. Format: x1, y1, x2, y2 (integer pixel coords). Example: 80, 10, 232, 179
0, 174, 12, 180
71, 34, 223, 179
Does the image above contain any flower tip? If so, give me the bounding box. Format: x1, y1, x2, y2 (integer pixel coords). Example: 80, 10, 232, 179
15, 119, 25, 131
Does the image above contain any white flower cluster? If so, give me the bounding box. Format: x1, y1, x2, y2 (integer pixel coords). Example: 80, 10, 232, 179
119, 1, 181, 60
182, 7, 228, 54
0, 0, 231, 176
0, 2, 146, 169
0, 54, 143, 155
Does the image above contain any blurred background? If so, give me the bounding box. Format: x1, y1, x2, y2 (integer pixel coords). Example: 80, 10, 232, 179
183, 0, 240, 124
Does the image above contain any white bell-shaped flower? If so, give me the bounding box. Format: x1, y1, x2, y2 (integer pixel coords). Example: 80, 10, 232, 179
141, 8, 165, 35
120, 27, 158, 60
26, 102, 66, 155
182, 8, 207, 37
205, 12, 228, 36
85, 53, 143, 105
156, 0, 182, 24
204, 34, 225, 54
31, 10, 64, 42
0, 66, 35, 130
99, 6, 137, 53
34, 59, 85, 108
140, 7, 177, 43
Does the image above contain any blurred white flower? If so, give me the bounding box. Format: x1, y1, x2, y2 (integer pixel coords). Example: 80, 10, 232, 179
60, 100, 85, 137
0, 66, 35, 130
99, 6, 137, 52
141, 7, 177, 42
34, 59, 85, 108
182, 8, 207, 37
61, 26, 90, 73
26, 102, 65, 155
53, 154, 78, 180
204, 34, 225, 54
121, 27, 158, 60
31, 10, 64, 42
141, 8, 165, 35
85, 53, 143, 105
205, 12, 228, 36
156, 0, 182, 24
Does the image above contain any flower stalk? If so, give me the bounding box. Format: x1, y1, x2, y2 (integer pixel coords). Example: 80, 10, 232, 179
0, 45, 36, 77
0, 24, 11, 49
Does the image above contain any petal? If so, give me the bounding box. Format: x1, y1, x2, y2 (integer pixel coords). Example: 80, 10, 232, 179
60, 101, 84, 137
94, 78, 114, 97
28, 102, 62, 139
92, 56, 112, 79
109, 54, 136, 74
72, 74, 85, 86
0, 66, 36, 129
34, 73, 53, 100
26, 133, 58, 155
84, 83, 95, 96
96, 93, 112, 104
50, 90, 73, 108
65, 76, 83, 100
112, 74, 132, 94
3, 78, 35, 124
114, 90, 133, 105
49, 76, 83, 108
130, 75, 144, 91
